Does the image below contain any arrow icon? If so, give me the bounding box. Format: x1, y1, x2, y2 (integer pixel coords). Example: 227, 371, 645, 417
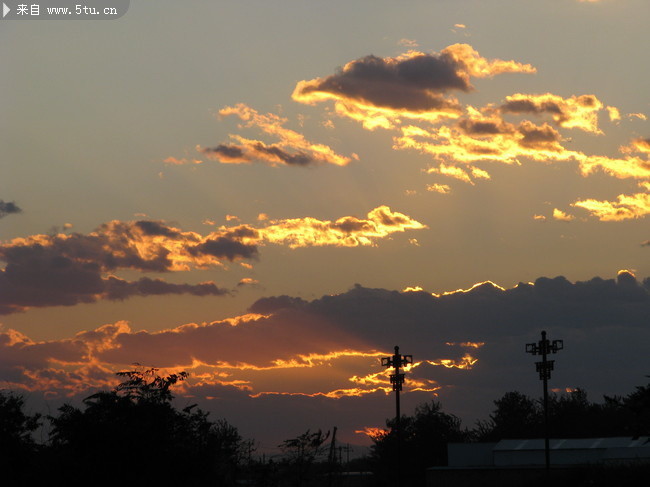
2, 3, 10, 18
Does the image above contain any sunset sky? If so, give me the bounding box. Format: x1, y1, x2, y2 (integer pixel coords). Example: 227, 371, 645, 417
2, 0, 650, 454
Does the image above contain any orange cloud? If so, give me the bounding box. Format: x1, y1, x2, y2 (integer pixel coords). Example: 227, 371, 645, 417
1, 207, 423, 314
194, 103, 353, 167
163, 156, 203, 165
355, 426, 387, 439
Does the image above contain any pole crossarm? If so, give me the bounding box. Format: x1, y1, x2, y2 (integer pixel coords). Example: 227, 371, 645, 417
381, 345, 412, 391
525, 330, 564, 472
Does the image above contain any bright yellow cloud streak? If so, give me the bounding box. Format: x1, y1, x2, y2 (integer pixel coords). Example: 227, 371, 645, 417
254, 206, 426, 248
572, 193, 650, 221
441, 43, 536, 79
501, 93, 604, 134
553, 209, 575, 221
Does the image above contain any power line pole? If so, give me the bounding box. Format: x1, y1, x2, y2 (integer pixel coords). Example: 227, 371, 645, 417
526, 330, 563, 472
381, 345, 412, 480
381, 345, 413, 430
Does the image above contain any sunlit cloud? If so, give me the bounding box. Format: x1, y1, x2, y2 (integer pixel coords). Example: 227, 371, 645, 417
500, 93, 605, 134
163, 156, 203, 165
579, 154, 650, 181
607, 106, 621, 122
196, 104, 354, 167
402, 285, 424, 292
571, 193, 650, 221
253, 206, 426, 248
0, 206, 423, 314
237, 277, 260, 287
553, 208, 575, 221
355, 426, 387, 440
426, 183, 452, 194
292, 44, 534, 128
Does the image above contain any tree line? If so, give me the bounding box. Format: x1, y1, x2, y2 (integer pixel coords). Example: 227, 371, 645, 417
1, 369, 649, 486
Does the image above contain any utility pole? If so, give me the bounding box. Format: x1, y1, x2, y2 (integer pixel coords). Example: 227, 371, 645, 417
381, 345, 413, 429
381, 346, 412, 481
526, 330, 563, 472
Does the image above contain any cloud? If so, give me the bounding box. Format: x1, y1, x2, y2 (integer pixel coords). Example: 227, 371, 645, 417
0, 200, 22, 219
500, 93, 604, 134
0, 207, 423, 314
3, 272, 650, 445
255, 206, 426, 248
3, 271, 650, 448
292, 44, 534, 129
398, 38, 419, 48
0, 220, 243, 314
426, 183, 451, 194
196, 104, 354, 167
552, 208, 575, 221
289, 43, 650, 217
571, 193, 650, 221
163, 156, 203, 165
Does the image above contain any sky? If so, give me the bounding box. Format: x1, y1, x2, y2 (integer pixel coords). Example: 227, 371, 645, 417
1, 0, 650, 455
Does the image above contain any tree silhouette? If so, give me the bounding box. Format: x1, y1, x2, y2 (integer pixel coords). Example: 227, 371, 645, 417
371, 401, 469, 485
476, 391, 542, 441
0, 390, 41, 475
279, 429, 330, 487
48, 367, 245, 486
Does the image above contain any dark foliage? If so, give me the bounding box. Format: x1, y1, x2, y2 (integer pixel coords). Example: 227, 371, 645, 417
278, 429, 330, 487
477, 381, 650, 441
370, 401, 470, 486
0, 390, 41, 475
47, 367, 247, 486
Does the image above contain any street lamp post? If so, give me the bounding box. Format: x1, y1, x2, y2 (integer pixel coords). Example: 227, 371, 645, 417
526, 330, 563, 472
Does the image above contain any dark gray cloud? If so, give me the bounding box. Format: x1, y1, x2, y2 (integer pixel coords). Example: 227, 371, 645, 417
251, 273, 650, 345
517, 122, 563, 151
294, 52, 467, 113
189, 237, 259, 261
0, 200, 22, 219
134, 220, 182, 238
201, 141, 316, 166
201, 144, 248, 162
251, 142, 314, 166
457, 119, 514, 136
104, 276, 229, 300
247, 272, 650, 413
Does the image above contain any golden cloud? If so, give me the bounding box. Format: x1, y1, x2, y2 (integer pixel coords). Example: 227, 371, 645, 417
253, 206, 426, 248
195, 103, 353, 167
500, 93, 605, 134
553, 208, 575, 221
1, 207, 424, 314
292, 44, 535, 128
571, 193, 650, 221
